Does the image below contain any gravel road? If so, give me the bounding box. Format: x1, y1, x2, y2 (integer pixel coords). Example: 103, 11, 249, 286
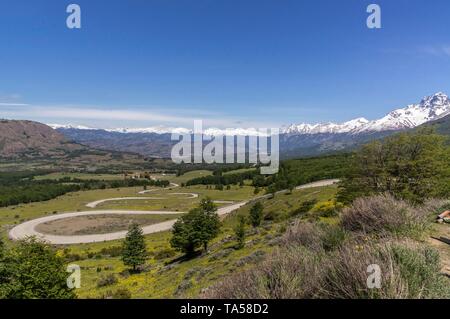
8, 179, 338, 245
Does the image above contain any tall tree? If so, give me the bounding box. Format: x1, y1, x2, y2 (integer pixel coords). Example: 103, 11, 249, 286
338, 129, 449, 204
171, 198, 221, 254
249, 202, 264, 227
122, 223, 147, 271
234, 216, 246, 249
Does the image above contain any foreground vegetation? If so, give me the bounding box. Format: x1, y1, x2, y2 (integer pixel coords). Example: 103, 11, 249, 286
205, 194, 450, 299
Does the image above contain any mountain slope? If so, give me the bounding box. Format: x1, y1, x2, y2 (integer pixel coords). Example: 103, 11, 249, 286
419, 113, 450, 136
0, 120, 152, 172
0, 119, 84, 158
283, 92, 450, 135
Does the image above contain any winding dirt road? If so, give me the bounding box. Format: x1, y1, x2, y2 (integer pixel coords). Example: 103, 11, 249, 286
8, 179, 339, 245
8, 203, 247, 245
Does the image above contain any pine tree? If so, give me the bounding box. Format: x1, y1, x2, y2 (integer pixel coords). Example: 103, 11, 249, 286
234, 216, 246, 249
122, 223, 147, 272
249, 202, 264, 227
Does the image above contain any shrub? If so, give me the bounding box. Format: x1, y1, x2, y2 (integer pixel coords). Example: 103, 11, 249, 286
281, 221, 324, 252
341, 194, 431, 238
97, 274, 118, 288
320, 240, 450, 299
204, 240, 450, 299
312, 200, 342, 218
281, 221, 347, 252
203, 247, 325, 299
112, 287, 132, 299
289, 199, 318, 217
0, 238, 76, 299
100, 246, 122, 257
263, 210, 280, 221
153, 248, 177, 260
319, 224, 347, 251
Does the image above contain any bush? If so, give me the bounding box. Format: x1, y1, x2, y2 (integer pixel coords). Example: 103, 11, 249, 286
319, 224, 347, 251
281, 221, 347, 252
203, 247, 325, 299
153, 248, 177, 260
312, 200, 342, 218
97, 274, 118, 287
289, 199, 318, 217
0, 238, 76, 299
281, 221, 324, 252
204, 239, 450, 299
112, 288, 132, 299
320, 240, 450, 299
263, 210, 280, 221
341, 194, 432, 238
100, 246, 122, 257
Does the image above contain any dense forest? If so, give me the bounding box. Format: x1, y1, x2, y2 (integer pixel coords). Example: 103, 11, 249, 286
183, 153, 351, 191
185, 169, 261, 187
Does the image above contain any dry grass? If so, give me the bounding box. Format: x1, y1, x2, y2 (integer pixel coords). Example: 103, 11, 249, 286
204, 238, 450, 299
203, 246, 325, 299
204, 195, 450, 299
340, 194, 446, 238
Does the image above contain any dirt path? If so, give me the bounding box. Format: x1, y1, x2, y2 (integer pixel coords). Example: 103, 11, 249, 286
9, 203, 247, 245
429, 223, 450, 277
8, 179, 338, 245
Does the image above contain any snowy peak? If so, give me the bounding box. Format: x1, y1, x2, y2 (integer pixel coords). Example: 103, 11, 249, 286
353, 92, 450, 133
107, 126, 191, 135
420, 92, 449, 109
49, 92, 450, 137
47, 123, 92, 130
284, 92, 450, 135
282, 117, 369, 135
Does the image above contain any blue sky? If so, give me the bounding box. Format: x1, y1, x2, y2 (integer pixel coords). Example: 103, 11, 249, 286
1, 0, 450, 128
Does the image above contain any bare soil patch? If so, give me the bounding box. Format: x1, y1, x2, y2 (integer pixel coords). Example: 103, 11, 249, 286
35, 213, 183, 236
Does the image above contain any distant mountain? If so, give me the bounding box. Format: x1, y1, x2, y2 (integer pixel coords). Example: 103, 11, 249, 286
52, 127, 176, 158
51, 92, 450, 158
419, 112, 450, 136
0, 119, 84, 158
283, 92, 450, 135
0, 119, 150, 172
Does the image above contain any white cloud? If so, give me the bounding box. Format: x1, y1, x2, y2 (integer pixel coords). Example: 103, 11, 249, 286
1, 104, 279, 129
420, 45, 450, 57
0, 102, 29, 106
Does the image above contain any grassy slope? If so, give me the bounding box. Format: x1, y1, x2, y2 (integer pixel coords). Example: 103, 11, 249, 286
151, 170, 213, 184
223, 168, 257, 175
0, 168, 339, 298
67, 185, 338, 298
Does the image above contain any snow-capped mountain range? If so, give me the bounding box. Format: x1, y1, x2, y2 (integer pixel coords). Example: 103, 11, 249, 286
283, 92, 450, 135
49, 92, 450, 136
48, 92, 450, 159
